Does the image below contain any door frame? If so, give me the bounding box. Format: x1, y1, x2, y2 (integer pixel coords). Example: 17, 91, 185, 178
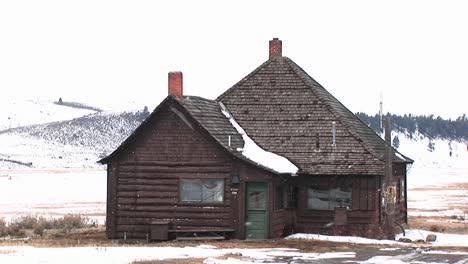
244, 181, 269, 239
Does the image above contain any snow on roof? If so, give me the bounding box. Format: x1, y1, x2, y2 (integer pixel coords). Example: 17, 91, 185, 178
395, 152, 404, 160
220, 107, 298, 175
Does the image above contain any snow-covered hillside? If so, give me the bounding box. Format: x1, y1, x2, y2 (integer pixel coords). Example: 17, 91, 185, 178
395, 131, 467, 184
0, 111, 147, 169
0, 98, 98, 131
0, 98, 466, 174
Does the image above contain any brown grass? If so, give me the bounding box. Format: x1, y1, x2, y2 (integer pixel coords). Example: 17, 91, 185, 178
131, 258, 205, 264
0, 249, 16, 255
408, 215, 468, 234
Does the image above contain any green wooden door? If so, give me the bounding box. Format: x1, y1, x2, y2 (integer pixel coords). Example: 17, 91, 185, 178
245, 182, 268, 239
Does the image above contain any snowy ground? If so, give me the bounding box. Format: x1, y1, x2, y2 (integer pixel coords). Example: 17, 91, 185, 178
0, 244, 355, 264
0, 119, 466, 262
0, 134, 105, 169
1, 241, 468, 264
0, 169, 106, 224
397, 134, 468, 229
0, 157, 467, 263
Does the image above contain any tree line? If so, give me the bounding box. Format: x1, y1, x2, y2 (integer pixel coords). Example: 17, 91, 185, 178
355, 113, 468, 141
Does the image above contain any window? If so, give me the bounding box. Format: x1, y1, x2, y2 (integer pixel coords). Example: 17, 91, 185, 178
274, 186, 284, 210
275, 185, 297, 210
399, 178, 405, 201
180, 179, 224, 203
286, 186, 298, 208
307, 187, 351, 210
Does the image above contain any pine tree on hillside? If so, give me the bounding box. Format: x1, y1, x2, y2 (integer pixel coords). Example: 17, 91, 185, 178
392, 135, 400, 149
355, 112, 467, 141
427, 140, 435, 152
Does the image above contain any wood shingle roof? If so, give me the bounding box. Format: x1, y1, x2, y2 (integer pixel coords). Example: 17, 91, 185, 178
217, 55, 412, 175
101, 41, 412, 176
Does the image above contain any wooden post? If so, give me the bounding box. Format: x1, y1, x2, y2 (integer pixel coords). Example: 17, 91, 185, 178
385, 118, 393, 189
384, 117, 395, 238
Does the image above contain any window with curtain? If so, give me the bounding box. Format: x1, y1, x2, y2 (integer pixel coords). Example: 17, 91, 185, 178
180, 179, 224, 203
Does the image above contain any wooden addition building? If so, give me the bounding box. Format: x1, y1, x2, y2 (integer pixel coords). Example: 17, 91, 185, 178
99, 38, 413, 240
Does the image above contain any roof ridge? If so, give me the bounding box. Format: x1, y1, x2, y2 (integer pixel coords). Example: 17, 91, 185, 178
216, 59, 274, 102
283, 57, 387, 162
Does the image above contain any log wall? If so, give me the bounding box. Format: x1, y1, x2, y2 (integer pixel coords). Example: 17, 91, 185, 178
295, 175, 380, 235
107, 107, 237, 239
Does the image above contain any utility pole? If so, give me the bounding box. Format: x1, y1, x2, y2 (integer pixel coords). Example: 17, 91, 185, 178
379, 93, 383, 130
384, 117, 395, 238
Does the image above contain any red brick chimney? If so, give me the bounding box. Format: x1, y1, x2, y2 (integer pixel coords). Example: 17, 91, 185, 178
168, 71, 183, 98
269, 38, 282, 59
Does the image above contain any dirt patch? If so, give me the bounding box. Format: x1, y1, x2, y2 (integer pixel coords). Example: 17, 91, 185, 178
409, 215, 468, 234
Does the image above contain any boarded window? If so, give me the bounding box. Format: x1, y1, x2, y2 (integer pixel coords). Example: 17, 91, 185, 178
180, 179, 224, 203
307, 187, 352, 210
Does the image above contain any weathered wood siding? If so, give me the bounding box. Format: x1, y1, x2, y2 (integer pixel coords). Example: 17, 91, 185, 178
295, 175, 380, 234
236, 164, 275, 239
393, 163, 408, 224
272, 209, 295, 238
108, 106, 236, 239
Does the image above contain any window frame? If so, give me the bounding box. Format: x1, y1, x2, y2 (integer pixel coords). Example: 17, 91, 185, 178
179, 178, 225, 204
274, 185, 298, 211
274, 185, 284, 211
306, 186, 352, 210
399, 178, 405, 202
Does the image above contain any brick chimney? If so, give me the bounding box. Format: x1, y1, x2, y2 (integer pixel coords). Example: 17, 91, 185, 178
168, 71, 183, 98
269, 38, 282, 59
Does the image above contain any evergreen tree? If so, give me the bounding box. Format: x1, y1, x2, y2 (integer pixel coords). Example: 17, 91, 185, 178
392, 135, 400, 149
355, 112, 467, 141
427, 140, 435, 152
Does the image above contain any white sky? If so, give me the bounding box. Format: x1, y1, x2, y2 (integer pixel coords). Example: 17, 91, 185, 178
1, 0, 467, 118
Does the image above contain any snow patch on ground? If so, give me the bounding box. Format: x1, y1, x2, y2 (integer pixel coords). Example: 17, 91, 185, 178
0, 245, 355, 264
396, 229, 468, 247
0, 170, 106, 223
286, 233, 401, 246
288, 229, 468, 248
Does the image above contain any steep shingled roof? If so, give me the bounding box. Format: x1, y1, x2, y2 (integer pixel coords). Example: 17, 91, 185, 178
177, 95, 243, 152
217, 56, 412, 175
99, 95, 288, 175
99, 95, 242, 164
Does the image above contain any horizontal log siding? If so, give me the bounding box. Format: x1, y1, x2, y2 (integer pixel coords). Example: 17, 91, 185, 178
110, 108, 236, 239
272, 209, 295, 237
295, 175, 380, 235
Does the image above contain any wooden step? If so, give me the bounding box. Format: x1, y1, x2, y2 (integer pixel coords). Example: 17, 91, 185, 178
176, 236, 226, 241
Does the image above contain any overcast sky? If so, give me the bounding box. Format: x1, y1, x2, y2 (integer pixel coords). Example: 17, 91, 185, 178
1, 1, 467, 118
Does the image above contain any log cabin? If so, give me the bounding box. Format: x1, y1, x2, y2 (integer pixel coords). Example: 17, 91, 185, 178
99, 38, 413, 240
